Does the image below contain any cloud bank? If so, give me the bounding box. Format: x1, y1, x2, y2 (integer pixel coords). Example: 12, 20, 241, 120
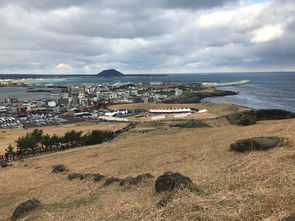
0, 0, 294, 74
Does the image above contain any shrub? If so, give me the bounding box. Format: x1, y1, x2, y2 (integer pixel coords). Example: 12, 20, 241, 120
13, 128, 114, 153
5, 144, 15, 156
16, 133, 38, 152
82, 130, 114, 146
62, 130, 83, 144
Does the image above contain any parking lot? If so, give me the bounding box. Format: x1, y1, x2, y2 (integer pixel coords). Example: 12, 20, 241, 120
0, 115, 68, 129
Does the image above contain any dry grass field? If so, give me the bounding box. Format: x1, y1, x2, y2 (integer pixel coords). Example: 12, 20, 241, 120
0, 117, 295, 221
0, 122, 128, 154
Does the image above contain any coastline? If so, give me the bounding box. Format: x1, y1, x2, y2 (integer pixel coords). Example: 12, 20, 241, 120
164, 87, 238, 103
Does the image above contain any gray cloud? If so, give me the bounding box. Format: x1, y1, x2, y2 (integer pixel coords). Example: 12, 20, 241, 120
0, 0, 294, 74
0, 0, 238, 10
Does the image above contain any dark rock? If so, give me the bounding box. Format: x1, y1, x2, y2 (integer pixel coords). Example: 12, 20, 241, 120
226, 112, 257, 126
93, 173, 105, 182
68, 173, 85, 180
230, 136, 282, 152
119, 177, 137, 186
237, 113, 257, 126
253, 109, 295, 121
120, 173, 154, 186
104, 177, 122, 186
155, 172, 194, 193
282, 216, 295, 221
11, 199, 41, 220
156, 196, 173, 208
52, 164, 68, 173
228, 109, 295, 125
83, 173, 94, 179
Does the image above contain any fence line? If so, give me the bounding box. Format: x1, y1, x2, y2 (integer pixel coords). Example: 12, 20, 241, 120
0, 122, 137, 166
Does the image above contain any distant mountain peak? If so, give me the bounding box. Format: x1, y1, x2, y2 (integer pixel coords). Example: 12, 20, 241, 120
97, 69, 124, 77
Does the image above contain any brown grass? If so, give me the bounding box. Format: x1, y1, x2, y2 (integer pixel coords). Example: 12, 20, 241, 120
0, 118, 295, 221
0, 122, 128, 154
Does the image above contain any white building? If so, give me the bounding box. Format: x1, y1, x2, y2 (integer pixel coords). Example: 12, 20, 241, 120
149, 108, 192, 114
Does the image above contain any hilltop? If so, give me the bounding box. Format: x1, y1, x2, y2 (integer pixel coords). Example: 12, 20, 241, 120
1, 104, 295, 221
97, 69, 124, 77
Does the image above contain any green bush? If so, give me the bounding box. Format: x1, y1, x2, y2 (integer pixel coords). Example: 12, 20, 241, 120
14, 128, 115, 153
5, 144, 15, 156
82, 130, 114, 146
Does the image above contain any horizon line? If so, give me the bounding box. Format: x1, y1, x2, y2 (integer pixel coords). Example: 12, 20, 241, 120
0, 71, 295, 76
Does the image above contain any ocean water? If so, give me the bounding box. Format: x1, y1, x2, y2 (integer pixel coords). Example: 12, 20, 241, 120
199, 72, 295, 112
0, 87, 53, 102
1, 72, 294, 111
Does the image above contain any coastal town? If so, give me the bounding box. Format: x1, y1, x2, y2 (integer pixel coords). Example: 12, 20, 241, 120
0, 77, 210, 128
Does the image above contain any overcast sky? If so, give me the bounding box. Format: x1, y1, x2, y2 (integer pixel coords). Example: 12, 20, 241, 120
0, 0, 294, 74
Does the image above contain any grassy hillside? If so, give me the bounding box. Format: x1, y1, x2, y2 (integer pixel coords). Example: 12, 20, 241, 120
0, 122, 128, 154
0, 118, 294, 220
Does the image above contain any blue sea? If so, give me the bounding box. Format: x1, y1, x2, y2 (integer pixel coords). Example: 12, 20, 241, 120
0, 72, 294, 112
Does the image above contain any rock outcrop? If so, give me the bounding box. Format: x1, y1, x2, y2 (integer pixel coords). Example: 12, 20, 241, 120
68, 173, 85, 180
104, 177, 122, 186
51, 165, 68, 173
155, 172, 194, 193
11, 199, 41, 220
227, 109, 295, 126
253, 109, 295, 121
226, 112, 257, 126
120, 173, 153, 186
230, 137, 282, 152
93, 173, 105, 182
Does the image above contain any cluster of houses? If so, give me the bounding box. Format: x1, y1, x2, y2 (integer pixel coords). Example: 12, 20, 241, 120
0, 82, 188, 119
0, 80, 211, 125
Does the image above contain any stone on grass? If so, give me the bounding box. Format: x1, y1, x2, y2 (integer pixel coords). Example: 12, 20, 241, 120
93, 173, 105, 182
155, 172, 194, 193
230, 137, 282, 152
68, 173, 85, 180
11, 199, 41, 220
237, 113, 257, 126
83, 173, 94, 179
226, 112, 256, 126
104, 177, 122, 186
51, 165, 68, 173
254, 109, 295, 121
120, 173, 154, 186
